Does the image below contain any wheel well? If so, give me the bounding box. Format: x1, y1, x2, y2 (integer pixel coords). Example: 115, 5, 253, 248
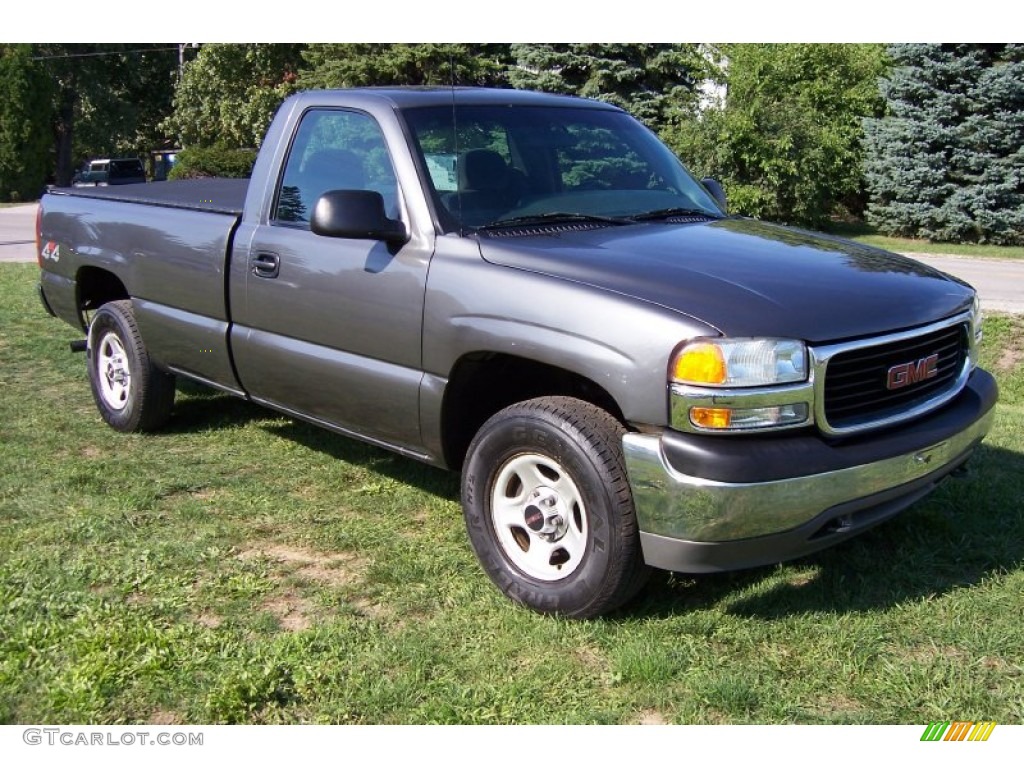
76, 267, 129, 327
441, 353, 625, 470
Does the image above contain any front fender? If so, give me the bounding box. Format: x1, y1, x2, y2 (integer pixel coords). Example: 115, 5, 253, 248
422, 239, 713, 427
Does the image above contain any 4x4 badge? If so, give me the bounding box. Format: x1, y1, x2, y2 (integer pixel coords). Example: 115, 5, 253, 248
41, 241, 60, 263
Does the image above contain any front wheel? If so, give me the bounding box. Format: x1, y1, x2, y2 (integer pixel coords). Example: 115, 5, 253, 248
87, 300, 175, 432
461, 397, 650, 618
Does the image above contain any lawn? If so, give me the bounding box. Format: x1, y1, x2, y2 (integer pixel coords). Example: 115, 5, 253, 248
1, 262, 1022, 724
826, 222, 1024, 260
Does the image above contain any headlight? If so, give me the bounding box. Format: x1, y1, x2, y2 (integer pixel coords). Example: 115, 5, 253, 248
671, 338, 807, 387
971, 294, 983, 344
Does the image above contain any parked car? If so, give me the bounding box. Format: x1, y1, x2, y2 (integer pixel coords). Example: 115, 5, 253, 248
72, 158, 146, 187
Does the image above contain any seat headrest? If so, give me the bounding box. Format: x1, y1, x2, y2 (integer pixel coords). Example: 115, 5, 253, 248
302, 148, 367, 190
458, 149, 508, 192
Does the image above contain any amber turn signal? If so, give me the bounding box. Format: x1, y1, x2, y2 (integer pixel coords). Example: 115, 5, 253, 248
673, 343, 727, 385
690, 407, 732, 429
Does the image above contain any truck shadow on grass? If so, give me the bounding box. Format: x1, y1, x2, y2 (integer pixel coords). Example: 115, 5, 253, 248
166, 386, 461, 499
630, 443, 1024, 621
263, 420, 460, 500
162, 388, 261, 427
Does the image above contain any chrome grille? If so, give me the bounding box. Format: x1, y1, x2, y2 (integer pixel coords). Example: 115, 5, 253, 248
822, 323, 968, 431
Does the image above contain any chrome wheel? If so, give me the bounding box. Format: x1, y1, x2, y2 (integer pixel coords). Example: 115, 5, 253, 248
95, 330, 131, 411
490, 452, 589, 581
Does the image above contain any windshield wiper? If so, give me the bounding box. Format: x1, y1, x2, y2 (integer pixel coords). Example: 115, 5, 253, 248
476, 212, 635, 230
631, 207, 722, 221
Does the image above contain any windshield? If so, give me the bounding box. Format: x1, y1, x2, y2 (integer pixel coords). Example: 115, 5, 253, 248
402, 104, 722, 231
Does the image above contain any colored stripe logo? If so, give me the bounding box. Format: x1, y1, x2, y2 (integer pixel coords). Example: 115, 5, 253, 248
921, 721, 996, 741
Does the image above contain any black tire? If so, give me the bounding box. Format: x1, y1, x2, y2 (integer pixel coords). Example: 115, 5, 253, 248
461, 396, 651, 618
87, 300, 175, 432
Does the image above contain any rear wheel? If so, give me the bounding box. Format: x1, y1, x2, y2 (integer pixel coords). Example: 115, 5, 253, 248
461, 396, 650, 618
87, 300, 175, 432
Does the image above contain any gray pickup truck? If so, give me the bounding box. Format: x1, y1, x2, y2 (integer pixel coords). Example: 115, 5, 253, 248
37, 87, 997, 618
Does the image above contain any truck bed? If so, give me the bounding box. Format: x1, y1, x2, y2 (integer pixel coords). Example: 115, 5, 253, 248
47, 178, 248, 216
39, 177, 248, 393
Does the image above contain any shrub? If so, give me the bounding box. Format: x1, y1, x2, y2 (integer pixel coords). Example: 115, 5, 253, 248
668, 44, 886, 229
168, 146, 257, 180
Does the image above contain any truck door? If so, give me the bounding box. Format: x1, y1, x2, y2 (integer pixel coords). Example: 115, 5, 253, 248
230, 107, 429, 454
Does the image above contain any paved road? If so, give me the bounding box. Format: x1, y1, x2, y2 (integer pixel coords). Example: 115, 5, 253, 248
897, 252, 1024, 315
0, 203, 37, 263
3, 202, 1022, 313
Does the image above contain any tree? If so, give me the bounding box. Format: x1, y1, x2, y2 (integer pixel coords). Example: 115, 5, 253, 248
0, 45, 52, 200
864, 44, 1024, 245
509, 44, 714, 130
669, 44, 887, 229
298, 44, 511, 89
108, 46, 180, 159
32, 44, 179, 186
164, 44, 306, 149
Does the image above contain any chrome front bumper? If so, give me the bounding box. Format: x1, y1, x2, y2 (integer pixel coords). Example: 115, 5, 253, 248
623, 369, 997, 573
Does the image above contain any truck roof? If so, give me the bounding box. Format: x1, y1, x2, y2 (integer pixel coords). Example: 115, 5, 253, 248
286, 87, 626, 111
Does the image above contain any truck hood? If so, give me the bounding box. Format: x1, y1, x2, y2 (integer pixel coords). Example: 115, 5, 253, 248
476, 218, 974, 343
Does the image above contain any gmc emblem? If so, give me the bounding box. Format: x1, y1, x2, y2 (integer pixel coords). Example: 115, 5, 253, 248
887, 353, 940, 390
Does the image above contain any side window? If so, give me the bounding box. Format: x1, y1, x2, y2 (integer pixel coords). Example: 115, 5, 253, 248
274, 109, 399, 225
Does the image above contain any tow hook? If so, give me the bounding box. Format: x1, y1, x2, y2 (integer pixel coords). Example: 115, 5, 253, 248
70, 339, 87, 353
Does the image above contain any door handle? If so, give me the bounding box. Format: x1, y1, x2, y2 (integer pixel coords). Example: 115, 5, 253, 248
251, 252, 280, 279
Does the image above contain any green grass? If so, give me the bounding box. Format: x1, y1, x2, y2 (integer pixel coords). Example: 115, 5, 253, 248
2, 262, 1023, 724
826, 222, 1024, 260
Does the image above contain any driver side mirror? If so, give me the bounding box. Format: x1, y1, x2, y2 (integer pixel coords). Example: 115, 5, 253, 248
701, 177, 728, 211
311, 189, 408, 246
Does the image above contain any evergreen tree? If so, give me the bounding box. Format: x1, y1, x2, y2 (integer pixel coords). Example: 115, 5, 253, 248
299, 44, 511, 89
0, 45, 52, 200
509, 44, 713, 130
864, 44, 1024, 245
